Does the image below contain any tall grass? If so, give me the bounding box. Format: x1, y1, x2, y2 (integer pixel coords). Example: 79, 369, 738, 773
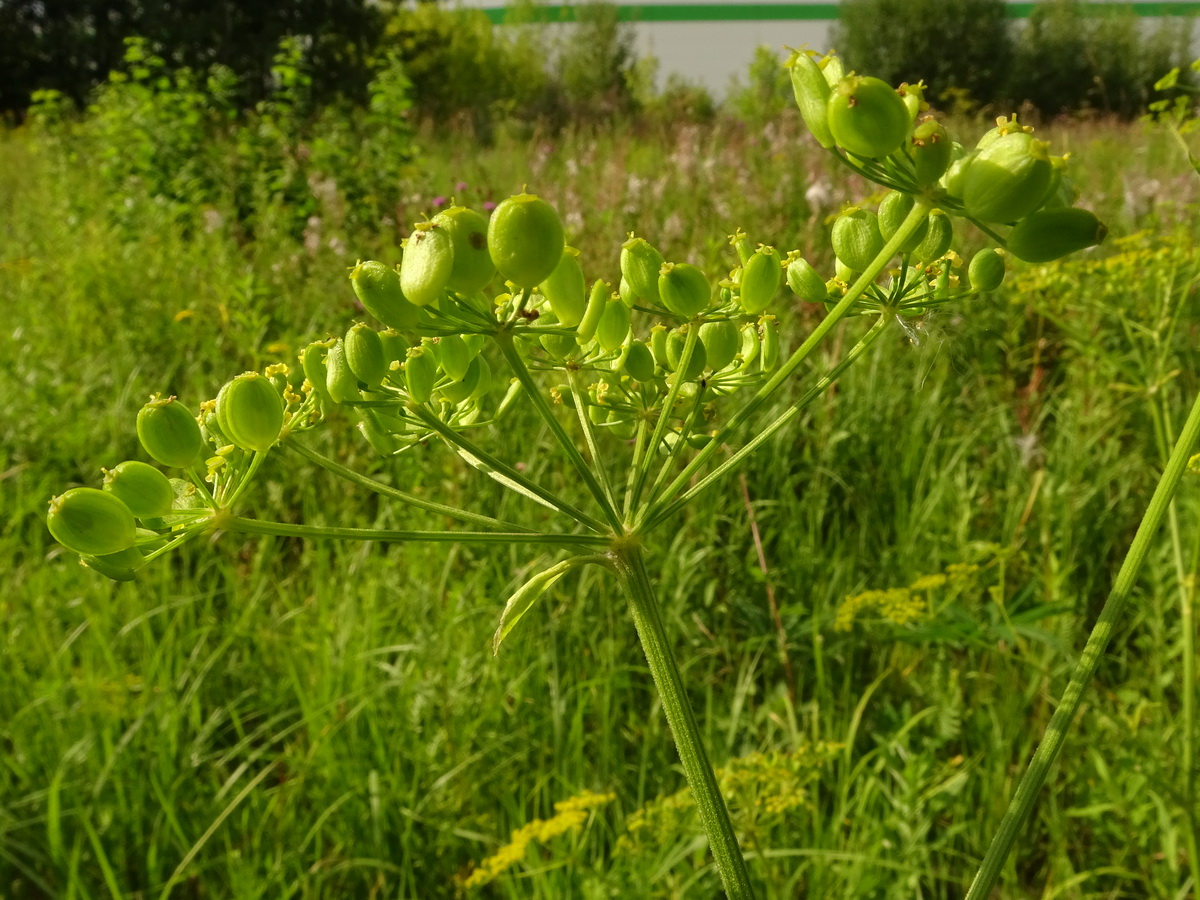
2, 106, 1199, 897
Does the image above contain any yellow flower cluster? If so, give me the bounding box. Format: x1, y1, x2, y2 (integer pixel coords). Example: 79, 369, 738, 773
463, 789, 615, 888
834, 560, 983, 631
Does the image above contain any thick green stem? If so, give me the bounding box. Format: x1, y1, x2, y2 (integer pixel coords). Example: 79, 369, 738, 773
964, 383, 1200, 900
650, 202, 929, 523
220, 516, 606, 547
611, 544, 756, 899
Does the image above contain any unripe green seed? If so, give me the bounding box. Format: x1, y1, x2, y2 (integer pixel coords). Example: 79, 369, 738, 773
618, 276, 637, 309
345, 323, 387, 388
405, 345, 438, 403
878, 192, 929, 254
739, 322, 760, 367
576, 279, 610, 345
440, 355, 485, 403
666, 327, 707, 381
786, 257, 827, 303
137, 396, 203, 469
487, 193, 565, 289
596, 298, 631, 352
911, 211, 954, 264
539, 247, 587, 327
350, 260, 420, 331
739, 246, 782, 314
541, 329, 579, 361
469, 355, 493, 403
103, 461, 174, 519
898, 81, 924, 122
834, 258, 857, 283
431, 206, 495, 294
787, 50, 834, 148
623, 339, 656, 382
821, 54, 844, 88
82, 545, 145, 582
620, 237, 665, 306
401, 223, 455, 307
325, 340, 361, 404
728, 230, 755, 266
1006, 207, 1107, 263
962, 132, 1054, 224
658, 262, 710, 318
216, 372, 284, 452
434, 333, 471, 382
301, 339, 337, 404
831, 209, 885, 272
649, 325, 670, 369
911, 119, 952, 187
968, 248, 1006, 291
827, 75, 910, 160
48, 487, 137, 556
380, 329, 410, 369
759, 316, 780, 372
358, 409, 398, 457
939, 144, 973, 197
699, 319, 740, 371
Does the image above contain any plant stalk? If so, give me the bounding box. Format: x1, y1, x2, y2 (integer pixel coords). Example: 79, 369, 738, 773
611, 543, 756, 899
964, 382, 1200, 900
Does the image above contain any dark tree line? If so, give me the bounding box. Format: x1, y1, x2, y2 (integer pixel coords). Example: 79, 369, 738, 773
0, 0, 385, 117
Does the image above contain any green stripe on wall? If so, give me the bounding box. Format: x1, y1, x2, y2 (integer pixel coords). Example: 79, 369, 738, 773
482, 2, 1200, 24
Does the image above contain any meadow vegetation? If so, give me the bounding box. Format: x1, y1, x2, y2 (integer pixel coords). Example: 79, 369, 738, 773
3, 19, 1200, 900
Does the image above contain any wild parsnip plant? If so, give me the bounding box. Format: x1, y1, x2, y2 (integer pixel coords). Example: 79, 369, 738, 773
50, 50, 1189, 898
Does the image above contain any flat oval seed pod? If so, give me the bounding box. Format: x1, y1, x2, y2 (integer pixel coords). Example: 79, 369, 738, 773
217, 373, 284, 452
81, 545, 145, 582
1006, 207, 1107, 263
911, 120, 951, 187
649, 325, 670, 369
877, 192, 929, 254
576, 279, 609, 346
666, 327, 707, 381
831, 209, 884, 273
787, 50, 834, 148
300, 339, 337, 404
699, 319, 740, 372
48, 487, 137, 556
324, 340, 361, 404
103, 461, 174, 519
827, 75, 910, 160
911, 211, 953, 264
759, 316, 780, 372
739, 322, 760, 367
434, 334, 472, 382
962, 132, 1054, 224
431, 206, 495, 294
487, 193, 565, 289
658, 263, 710, 318
439, 355, 484, 403
345, 323, 387, 388
623, 339, 656, 382
786, 257, 827, 303
968, 248, 1006, 291
401, 224, 455, 307
350, 259, 421, 331
739, 247, 782, 314
596, 298, 631, 353
405, 345, 438, 403
539, 247, 587, 327
137, 396, 203, 469
620, 237, 665, 306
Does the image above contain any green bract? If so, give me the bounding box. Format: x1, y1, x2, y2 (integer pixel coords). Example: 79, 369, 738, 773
103, 460, 174, 519
401, 223, 455, 307
350, 260, 419, 331
137, 396, 203, 469
431, 205, 496, 294
47, 487, 137, 556
487, 193, 565, 289
738, 246, 782, 314
961, 132, 1054, 224
658, 263, 710, 318
831, 209, 884, 273
216, 372, 284, 452
621, 236, 665, 306
345, 323, 387, 388
539, 247, 587, 327
826, 75, 910, 160
1006, 207, 1108, 263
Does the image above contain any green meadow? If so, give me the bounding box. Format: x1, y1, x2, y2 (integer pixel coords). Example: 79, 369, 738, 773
4, 92, 1200, 899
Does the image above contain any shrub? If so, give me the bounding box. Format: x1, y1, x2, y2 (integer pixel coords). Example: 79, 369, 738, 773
832, 0, 1013, 111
